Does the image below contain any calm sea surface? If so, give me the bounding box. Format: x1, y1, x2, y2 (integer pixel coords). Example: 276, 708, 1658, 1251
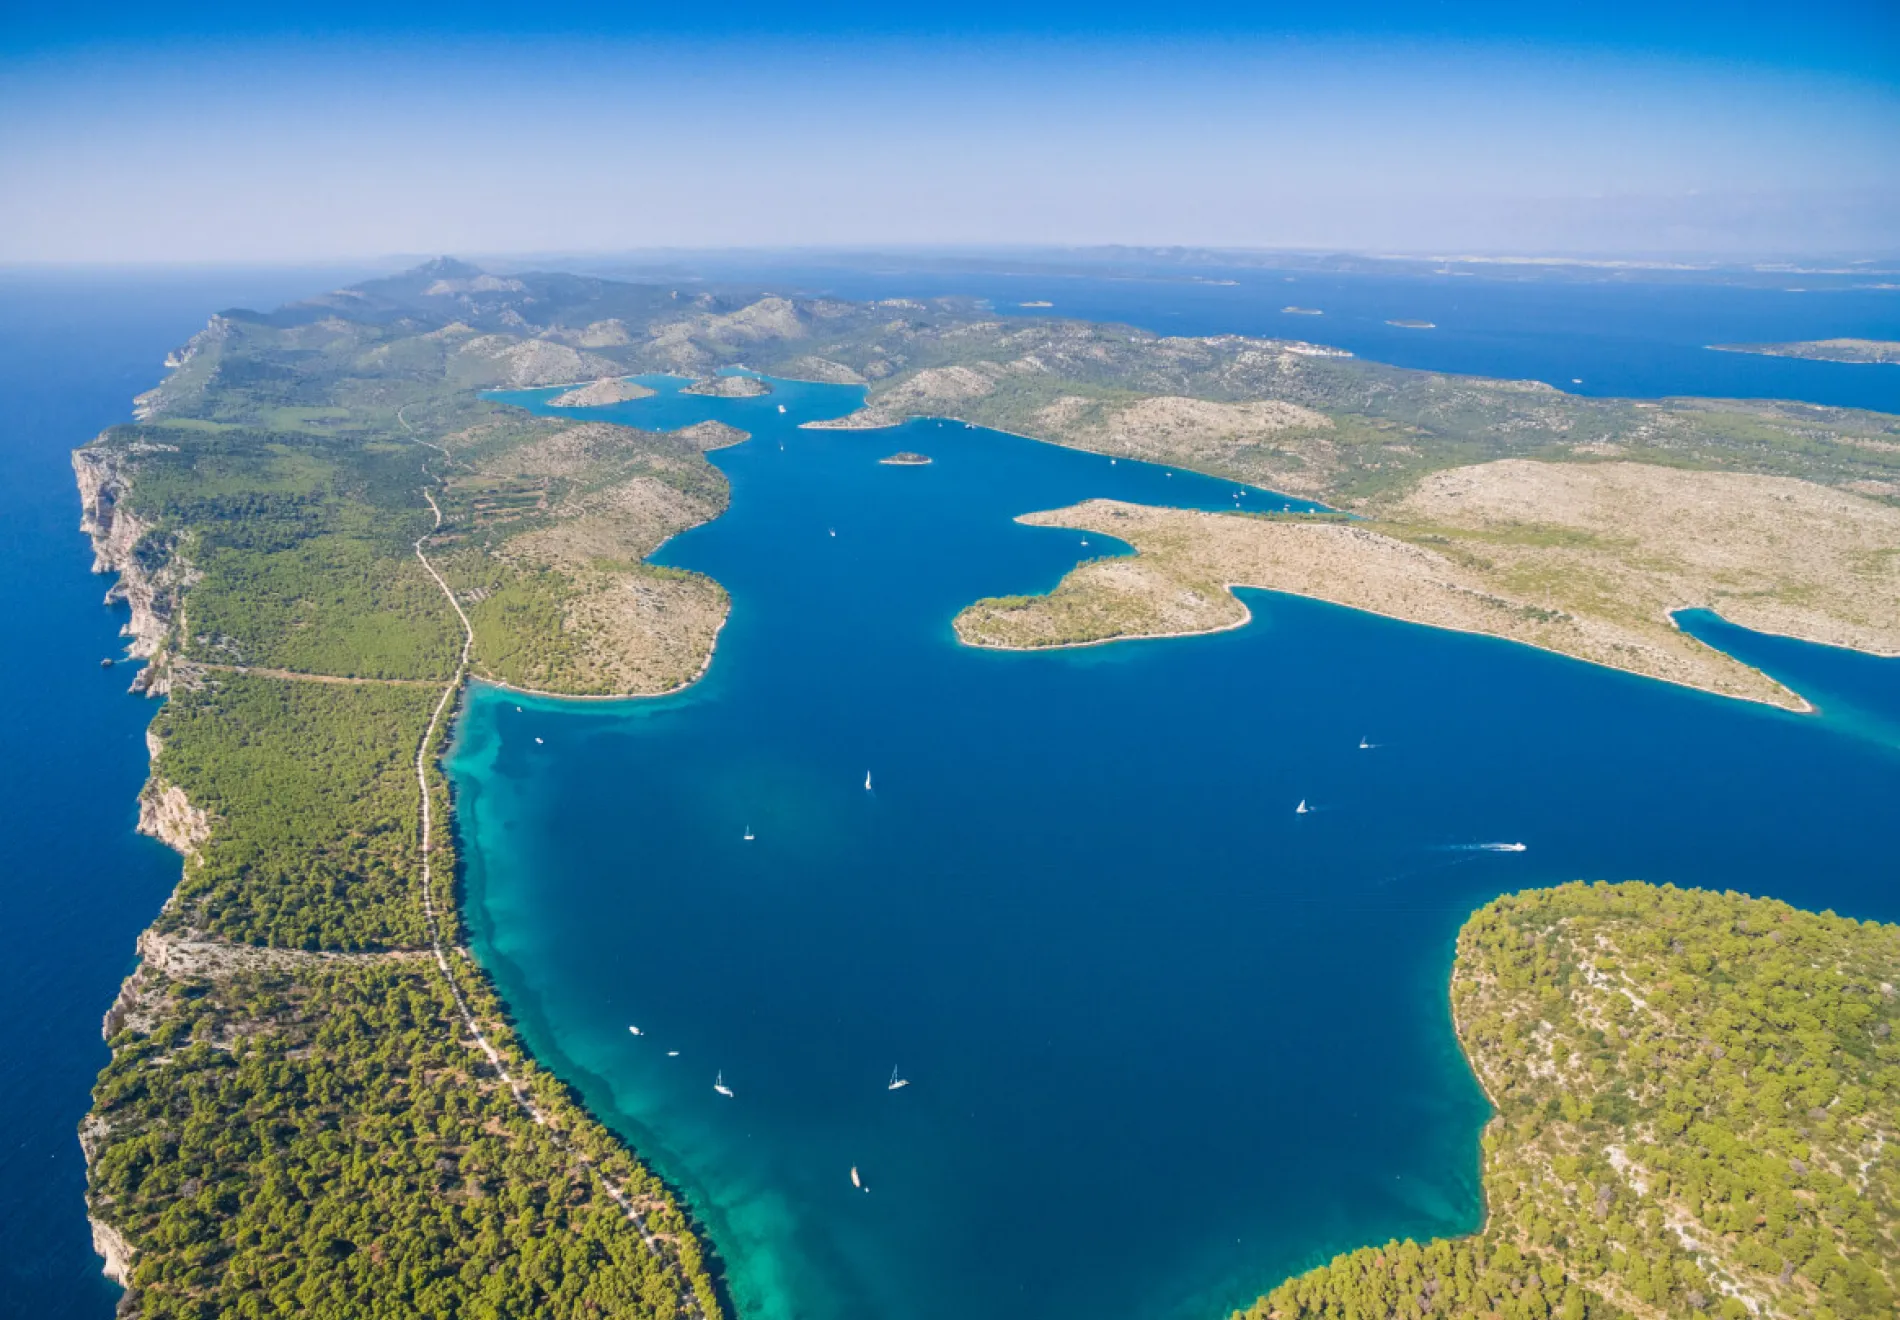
2, 263, 1895, 1319
0, 268, 379, 1317
458, 374, 1900, 1320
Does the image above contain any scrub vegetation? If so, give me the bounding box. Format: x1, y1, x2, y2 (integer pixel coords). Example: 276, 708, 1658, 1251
1243, 882, 1900, 1320
73, 260, 1900, 1320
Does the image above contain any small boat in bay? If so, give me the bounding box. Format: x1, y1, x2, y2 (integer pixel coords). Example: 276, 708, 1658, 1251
628, 1025, 642, 1036
714, 1071, 734, 1097
851, 1166, 863, 1190
1295, 799, 1309, 815
777, 404, 787, 413
1359, 736, 1373, 750
744, 825, 755, 841
1484, 842, 1528, 853
865, 770, 873, 792
887, 1066, 909, 1091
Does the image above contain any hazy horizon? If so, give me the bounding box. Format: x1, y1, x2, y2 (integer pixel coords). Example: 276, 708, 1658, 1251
3, 6, 1896, 264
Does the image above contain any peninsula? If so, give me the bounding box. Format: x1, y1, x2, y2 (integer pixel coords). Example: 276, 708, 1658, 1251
72, 259, 1900, 1318
1711, 339, 1900, 365
1245, 881, 1899, 1320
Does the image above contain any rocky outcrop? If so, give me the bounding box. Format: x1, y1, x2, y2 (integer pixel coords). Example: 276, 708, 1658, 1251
137, 781, 210, 859
74, 444, 195, 686
90, 1213, 135, 1293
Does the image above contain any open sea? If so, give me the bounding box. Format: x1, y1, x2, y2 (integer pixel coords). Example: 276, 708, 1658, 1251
2, 260, 1896, 1320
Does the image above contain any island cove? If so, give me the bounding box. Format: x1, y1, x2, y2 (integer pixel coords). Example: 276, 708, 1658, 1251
71, 261, 1898, 1320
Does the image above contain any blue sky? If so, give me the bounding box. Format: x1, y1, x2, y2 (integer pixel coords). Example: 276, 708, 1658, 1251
2, 2, 1895, 261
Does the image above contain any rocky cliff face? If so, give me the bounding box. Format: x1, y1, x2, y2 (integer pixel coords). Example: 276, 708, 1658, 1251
74, 443, 196, 691
137, 781, 210, 858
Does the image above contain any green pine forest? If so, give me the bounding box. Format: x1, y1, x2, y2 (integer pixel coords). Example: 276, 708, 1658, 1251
77, 262, 1897, 1320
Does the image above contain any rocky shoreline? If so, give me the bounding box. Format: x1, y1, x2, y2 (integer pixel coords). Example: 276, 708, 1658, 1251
73, 445, 194, 694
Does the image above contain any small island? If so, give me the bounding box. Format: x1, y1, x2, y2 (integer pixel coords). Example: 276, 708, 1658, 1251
1282, 305, 1323, 315
1386, 318, 1436, 329
879, 451, 932, 465
682, 374, 774, 397
548, 376, 656, 406
1711, 338, 1900, 365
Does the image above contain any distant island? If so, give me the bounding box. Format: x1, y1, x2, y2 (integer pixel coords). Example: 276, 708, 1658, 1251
1711, 338, 1900, 365
549, 375, 656, 406
1386, 318, 1436, 329
879, 451, 932, 465
1282, 305, 1324, 315
682, 373, 773, 396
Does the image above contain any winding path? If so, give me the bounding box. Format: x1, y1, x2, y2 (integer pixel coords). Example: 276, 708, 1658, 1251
398, 403, 707, 1316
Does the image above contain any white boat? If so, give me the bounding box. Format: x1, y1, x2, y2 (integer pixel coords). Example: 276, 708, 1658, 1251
628, 1025, 642, 1036
1109, 458, 1116, 465
1295, 799, 1309, 815
1484, 842, 1528, 853
887, 1066, 909, 1091
829, 528, 836, 537
851, 1166, 866, 1190
714, 1071, 734, 1097
777, 404, 787, 413
534, 736, 544, 745
864, 770, 873, 792
743, 825, 755, 841
1359, 736, 1372, 750
667, 1050, 680, 1057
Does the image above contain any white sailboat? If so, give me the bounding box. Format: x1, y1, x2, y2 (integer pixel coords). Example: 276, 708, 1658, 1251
777, 404, 787, 413
627, 1025, 643, 1036
1295, 799, 1309, 815
714, 1071, 734, 1097
743, 825, 755, 841
1484, 842, 1528, 853
887, 1066, 909, 1091
864, 770, 873, 792
1358, 736, 1373, 750
850, 1166, 862, 1189
666, 1050, 680, 1057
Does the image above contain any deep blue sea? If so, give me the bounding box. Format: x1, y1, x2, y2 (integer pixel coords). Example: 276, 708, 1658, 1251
0, 266, 379, 1317
456, 372, 1900, 1320
2, 260, 1896, 1320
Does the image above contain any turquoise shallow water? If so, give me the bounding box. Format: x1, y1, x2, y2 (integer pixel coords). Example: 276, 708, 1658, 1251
454, 376, 1900, 1320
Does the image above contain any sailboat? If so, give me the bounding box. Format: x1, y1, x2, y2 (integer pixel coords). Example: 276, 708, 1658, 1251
743, 825, 755, 841
777, 404, 787, 413
1358, 736, 1373, 750
887, 1066, 909, 1091
864, 771, 873, 792
1484, 842, 1528, 853
1295, 799, 1309, 815
850, 1166, 864, 1190
627, 1025, 643, 1036
714, 1071, 734, 1097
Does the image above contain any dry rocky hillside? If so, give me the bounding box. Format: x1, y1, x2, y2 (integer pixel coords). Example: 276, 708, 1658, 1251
956, 459, 1900, 710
